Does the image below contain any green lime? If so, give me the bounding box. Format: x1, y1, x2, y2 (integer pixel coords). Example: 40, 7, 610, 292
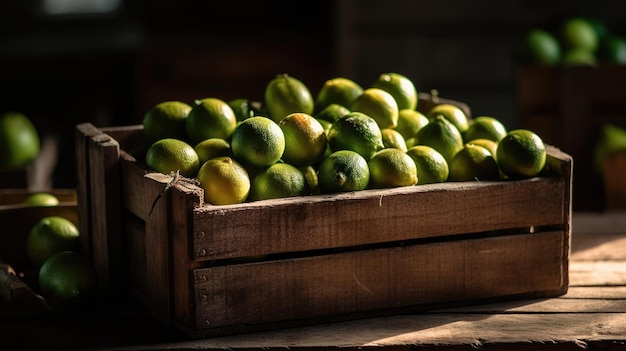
416, 115, 464, 165
314, 77, 363, 113
194, 138, 232, 165
145, 138, 200, 177
228, 98, 262, 122
279, 113, 327, 167
38, 251, 97, 303
186, 98, 238, 145
22, 192, 60, 207
496, 129, 547, 179
406, 145, 449, 184
248, 163, 308, 201
197, 156, 250, 205
26, 216, 80, 268
231, 116, 285, 168
370, 72, 418, 110
367, 148, 417, 188
381, 128, 408, 151
426, 103, 469, 133
142, 101, 191, 144
0, 112, 40, 171
350, 88, 399, 129
315, 103, 351, 123
317, 150, 370, 194
395, 109, 429, 141
264, 73, 314, 123
462, 116, 508, 143
449, 144, 500, 182
517, 28, 561, 65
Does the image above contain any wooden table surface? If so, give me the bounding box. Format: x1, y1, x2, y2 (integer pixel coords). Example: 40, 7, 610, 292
2, 211, 626, 351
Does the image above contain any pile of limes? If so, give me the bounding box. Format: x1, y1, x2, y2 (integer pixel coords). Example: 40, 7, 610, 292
517, 16, 626, 66
140, 72, 548, 206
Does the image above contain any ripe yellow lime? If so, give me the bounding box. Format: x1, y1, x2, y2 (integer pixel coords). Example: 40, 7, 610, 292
194, 138, 232, 165
426, 103, 469, 133
367, 148, 418, 188
381, 128, 408, 152
248, 163, 308, 201
314, 77, 364, 113
145, 138, 200, 177
228, 98, 261, 122
317, 150, 370, 194
395, 109, 429, 141
466, 138, 498, 157
142, 100, 191, 144
370, 72, 418, 111
264, 73, 314, 123
279, 112, 327, 167
416, 115, 464, 165
26, 216, 80, 268
38, 251, 96, 303
315, 103, 351, 123
22, 192, 60, 207
231, 116, 285, 168
406, 145, 449, 184
449, 144, 500, 182
197, 156, 250, 205
350, 88, 399, 129
496, 129, 547, 179
462, 116, 508, 143
327, 112, 384, 160
185, 98, 237, 145
0, 111, 40, 171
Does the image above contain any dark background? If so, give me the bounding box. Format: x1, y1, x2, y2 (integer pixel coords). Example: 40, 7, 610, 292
2, 0, 626, 209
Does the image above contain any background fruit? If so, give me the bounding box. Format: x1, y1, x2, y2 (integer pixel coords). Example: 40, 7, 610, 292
142, 101, 191, 144
0, 111, 41, 171
317, 150, 370, 194
367, 148, 417, 188
406, 145, 449, 184
327, 112, 384, 160
264, 74, 314, 123
593, 123, 626, 174
186, 98, 237, 145
279, 113, 327, 167
560, 17, 598, 53
197, 156, 250, 205
248, 163, 308, 201
231, 116, 285, 168
350, 88, 399, 129
228, 98, 261, 122
22, 192, 60, 207
496, 129, 547, 179
145, 138, 200, 177
517, 28, 561, 65
369, 72, 418, 111
26, 216, 80, 268
38, 251, 96, 304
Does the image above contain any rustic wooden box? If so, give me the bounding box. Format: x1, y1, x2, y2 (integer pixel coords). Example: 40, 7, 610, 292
75, 97, 572, 338
516, 65, 626, 211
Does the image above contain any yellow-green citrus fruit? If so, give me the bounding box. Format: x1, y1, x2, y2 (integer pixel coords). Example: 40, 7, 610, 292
449, 144, 500, 182
145, 138, 200, 177
38, 251, 96, 302
406, 145, 449, 184
327, 112, 384, 160
264, 73, 314, 123
26, 216, 80, 268
279, 112, 327, 167
381, 128, 408, 151
466, 138, 498, 157
416, 115, 464, 165
395, 109, 429, 141
426, 103, 469, 133
228, 98, 261, 122
462, 116, 508, 143
248, 163, 308, 201
314, 77, 364, 113
517, 28, 561, 65
367, 148, 418, 188
142, 101, 191, 144
300, 165, 319, 195
186, 97, 237, 145
350, 88, 399, 129
496, 129, 547, 179
317, 150, 370, 194
599, 35, 626, 64
593, 123, 626, 174
315, 103, 351, 123
0, 112, 40, 171
231, 116, 285, 168
197, 156, 250, 205
194, 138, 232, 165
370, 72, 418, 111
22, 192, 60, 207
560, 17, 598, 53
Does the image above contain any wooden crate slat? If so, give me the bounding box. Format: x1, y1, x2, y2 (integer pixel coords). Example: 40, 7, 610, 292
192, 230, 567, 331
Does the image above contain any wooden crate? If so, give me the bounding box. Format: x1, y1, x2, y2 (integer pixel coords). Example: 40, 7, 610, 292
516, 65, 626, 212
75, 97, 572, 338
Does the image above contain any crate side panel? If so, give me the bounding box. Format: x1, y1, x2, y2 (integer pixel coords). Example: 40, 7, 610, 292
121, 155, 151, 221
192, 230, 567, 329
191, 177, 566, 260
